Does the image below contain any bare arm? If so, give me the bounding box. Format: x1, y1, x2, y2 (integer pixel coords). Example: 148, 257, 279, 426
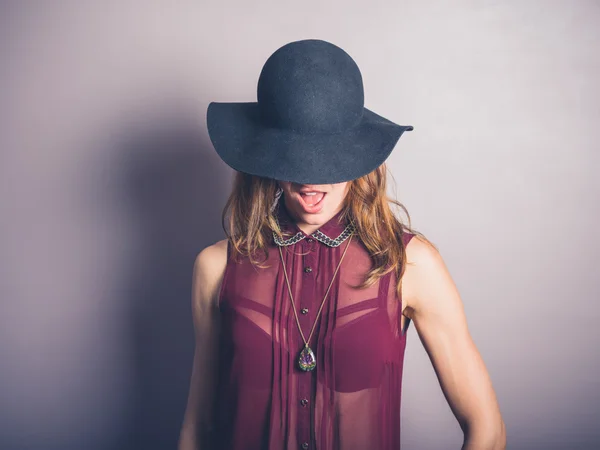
402, 236, 506, 450
178, 240, 228, 450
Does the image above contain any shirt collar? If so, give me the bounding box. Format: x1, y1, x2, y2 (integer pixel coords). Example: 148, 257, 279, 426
273, 200, 356, 247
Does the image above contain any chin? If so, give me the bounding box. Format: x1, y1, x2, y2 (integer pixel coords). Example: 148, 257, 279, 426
294, 206, 327, 220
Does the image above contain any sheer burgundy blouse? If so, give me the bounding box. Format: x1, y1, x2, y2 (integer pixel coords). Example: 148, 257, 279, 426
214, 200, 414, 450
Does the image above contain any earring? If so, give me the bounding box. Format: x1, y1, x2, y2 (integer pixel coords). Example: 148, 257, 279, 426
270, 187, 283, 212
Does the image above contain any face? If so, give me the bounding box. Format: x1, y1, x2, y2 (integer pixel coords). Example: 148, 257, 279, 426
277, 180, 350, 234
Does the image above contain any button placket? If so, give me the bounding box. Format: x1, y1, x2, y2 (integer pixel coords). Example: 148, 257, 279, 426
297, 239, 315, 449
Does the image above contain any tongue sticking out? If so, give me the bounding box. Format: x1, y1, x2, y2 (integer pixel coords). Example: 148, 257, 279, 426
301, 192, 324, 206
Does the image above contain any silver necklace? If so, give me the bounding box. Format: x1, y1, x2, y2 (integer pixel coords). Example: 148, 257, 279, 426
277, 234, 353, 371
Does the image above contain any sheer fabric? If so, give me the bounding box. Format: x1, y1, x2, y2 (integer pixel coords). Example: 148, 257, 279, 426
214, 200, 414, 450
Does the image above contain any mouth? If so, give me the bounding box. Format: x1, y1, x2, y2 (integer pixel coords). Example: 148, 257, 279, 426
297, 191, 327, 212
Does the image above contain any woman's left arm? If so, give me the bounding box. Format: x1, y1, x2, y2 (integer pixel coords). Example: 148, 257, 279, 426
402, 236, 506, 450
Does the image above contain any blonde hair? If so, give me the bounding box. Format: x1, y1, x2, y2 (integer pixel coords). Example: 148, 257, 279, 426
221, 162, 434, 299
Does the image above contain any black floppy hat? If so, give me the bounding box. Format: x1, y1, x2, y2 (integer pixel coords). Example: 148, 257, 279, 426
207, 39, 413, 185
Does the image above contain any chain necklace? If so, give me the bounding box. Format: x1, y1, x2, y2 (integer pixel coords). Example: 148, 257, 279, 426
277, 233, 353, 371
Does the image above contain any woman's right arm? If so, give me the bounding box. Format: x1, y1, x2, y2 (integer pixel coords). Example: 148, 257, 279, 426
178, 239, 228, 450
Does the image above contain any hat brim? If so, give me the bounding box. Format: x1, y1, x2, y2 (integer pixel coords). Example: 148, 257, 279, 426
206, 102, 413, 185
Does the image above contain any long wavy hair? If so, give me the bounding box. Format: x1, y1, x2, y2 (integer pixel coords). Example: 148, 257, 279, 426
221, 162, 434, 300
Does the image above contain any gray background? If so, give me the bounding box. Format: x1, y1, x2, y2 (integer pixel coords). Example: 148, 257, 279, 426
1, 1, 598, 449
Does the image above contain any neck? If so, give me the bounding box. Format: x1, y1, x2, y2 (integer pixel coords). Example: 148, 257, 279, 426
296, 222, 321, 236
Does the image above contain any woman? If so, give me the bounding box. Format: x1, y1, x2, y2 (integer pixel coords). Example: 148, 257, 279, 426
179, 39, 506, 450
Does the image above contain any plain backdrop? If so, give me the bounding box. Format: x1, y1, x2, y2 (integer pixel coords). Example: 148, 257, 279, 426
1, 1, 599, 449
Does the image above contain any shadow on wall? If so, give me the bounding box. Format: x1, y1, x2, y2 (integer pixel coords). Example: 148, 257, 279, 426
114, 118, 229, 449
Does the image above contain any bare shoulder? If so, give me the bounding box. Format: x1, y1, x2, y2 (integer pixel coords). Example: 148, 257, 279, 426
401, 235, 454, 316
404, 234, 442, 270
193, 238, 229, 309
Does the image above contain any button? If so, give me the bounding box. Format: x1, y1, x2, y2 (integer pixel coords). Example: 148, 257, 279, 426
301, 308, 309, 315
302, 443, 309, 449
300, 398, 308, 406
307, 238, 314, 243
304, 266, 312, 273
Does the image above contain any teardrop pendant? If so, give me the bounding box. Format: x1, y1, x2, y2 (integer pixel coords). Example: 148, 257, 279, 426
298, 345, 316, 371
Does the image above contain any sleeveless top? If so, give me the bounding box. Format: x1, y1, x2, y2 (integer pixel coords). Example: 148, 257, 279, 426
214, 201, 415, 450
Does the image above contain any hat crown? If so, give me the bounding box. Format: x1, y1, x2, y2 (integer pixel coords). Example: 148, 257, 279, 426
257, 39, 365, 134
